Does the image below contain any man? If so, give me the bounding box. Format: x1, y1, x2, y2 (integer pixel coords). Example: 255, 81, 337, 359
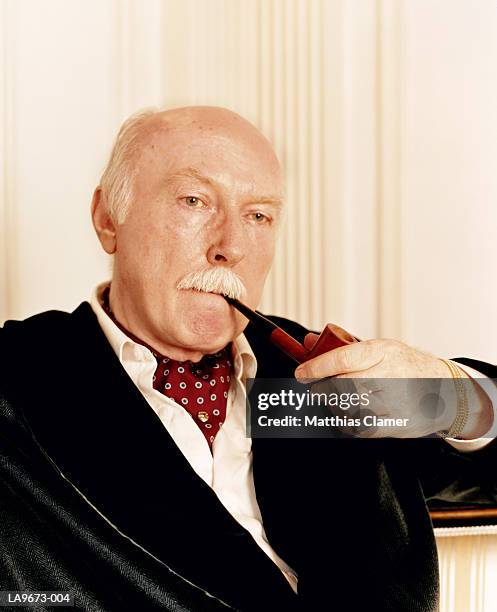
1, 106, 496, 611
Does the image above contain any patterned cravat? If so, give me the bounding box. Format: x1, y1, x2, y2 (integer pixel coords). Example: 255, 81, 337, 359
102, 288, 232, 449
152, 349, 232, 447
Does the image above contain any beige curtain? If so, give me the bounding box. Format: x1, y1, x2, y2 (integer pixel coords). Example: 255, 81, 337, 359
436, 527, 497, 612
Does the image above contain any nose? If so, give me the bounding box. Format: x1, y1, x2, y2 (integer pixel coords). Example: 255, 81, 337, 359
206, 210, 245, 267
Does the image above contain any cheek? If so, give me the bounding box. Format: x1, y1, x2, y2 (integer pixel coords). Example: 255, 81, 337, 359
154, 200, 215, 249
243, 235, 276, 286
251, 233, 276, 268
122, 203, 207, 264
116, 216, 170, 284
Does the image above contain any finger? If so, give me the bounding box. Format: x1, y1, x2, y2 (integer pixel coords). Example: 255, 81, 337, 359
295, 340, 385, 381
303, 332, 320, 350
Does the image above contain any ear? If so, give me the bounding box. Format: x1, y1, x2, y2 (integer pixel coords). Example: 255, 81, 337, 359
91, 187, 117, 254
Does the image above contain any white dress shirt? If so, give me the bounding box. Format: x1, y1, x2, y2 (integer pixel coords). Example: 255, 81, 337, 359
90, 283, 298, 593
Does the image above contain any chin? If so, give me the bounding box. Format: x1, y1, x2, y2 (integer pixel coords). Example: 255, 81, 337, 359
191, 328, 234, 354
180, 315, 235, 355
173, 290, 242, 356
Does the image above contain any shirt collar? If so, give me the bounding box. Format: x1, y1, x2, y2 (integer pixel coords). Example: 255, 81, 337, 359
90, 281, 258, 381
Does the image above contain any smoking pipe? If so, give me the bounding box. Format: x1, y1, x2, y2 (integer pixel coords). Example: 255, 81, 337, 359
223, 295, 358, 365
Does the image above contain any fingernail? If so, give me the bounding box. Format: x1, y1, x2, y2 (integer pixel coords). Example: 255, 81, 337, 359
295, 367, 307, 380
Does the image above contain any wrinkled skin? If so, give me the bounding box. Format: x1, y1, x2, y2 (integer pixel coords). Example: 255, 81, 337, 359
296, 336, 494, 439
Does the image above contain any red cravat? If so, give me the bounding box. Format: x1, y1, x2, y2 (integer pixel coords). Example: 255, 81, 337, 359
102, 288, 232, 448
153, 349, 232, 448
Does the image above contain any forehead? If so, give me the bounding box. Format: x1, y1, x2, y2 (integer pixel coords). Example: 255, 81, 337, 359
135, 120, 284, 198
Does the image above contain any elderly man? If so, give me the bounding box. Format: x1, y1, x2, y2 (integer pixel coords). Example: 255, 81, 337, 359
1, 107, 496, 611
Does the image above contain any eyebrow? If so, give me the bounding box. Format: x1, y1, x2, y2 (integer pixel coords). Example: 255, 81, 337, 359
164, 166, 284, 206
250, 197, 284, 208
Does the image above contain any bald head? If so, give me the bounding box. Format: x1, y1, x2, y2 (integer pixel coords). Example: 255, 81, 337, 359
99, 106, 283, 224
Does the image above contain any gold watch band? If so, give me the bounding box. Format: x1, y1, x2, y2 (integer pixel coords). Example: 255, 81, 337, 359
437, 359, 469, 439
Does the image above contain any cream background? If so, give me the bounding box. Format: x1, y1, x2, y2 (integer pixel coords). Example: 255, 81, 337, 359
2, 1, 497, 610
2, 0, 497, 362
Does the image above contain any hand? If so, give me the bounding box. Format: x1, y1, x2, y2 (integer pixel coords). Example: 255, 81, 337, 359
294, 335, 493, 439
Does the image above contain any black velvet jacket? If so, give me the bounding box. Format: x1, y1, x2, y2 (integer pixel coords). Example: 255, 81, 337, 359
1, 303, 496, 611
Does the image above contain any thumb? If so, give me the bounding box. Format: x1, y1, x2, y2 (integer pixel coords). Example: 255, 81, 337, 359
303, 332, 320, 350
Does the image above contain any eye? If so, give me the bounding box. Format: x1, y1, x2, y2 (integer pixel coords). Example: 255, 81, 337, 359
250, 211, 271, 224
181, 196, 206, 209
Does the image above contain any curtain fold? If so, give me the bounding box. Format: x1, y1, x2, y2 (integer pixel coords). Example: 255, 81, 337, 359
436, 529, 497, 612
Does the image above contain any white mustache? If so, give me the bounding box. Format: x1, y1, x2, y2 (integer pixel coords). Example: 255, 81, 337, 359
176, 267, 246, 300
